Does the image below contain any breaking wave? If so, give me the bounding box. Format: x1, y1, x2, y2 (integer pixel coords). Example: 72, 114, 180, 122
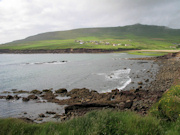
97, 69, 131, 92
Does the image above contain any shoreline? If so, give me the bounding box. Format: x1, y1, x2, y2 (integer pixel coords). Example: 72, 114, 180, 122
0, 48, 138, 54
0, 49, 178, 54
0, 52, 179, 123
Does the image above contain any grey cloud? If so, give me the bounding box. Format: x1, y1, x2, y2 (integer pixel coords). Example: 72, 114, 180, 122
0, 0, 180, 44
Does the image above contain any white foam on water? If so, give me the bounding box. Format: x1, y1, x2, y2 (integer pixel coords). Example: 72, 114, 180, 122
22, 61, 67, 65
117, 78, 132, 90
105, 69, 131, 80
97, 69, 131, 93
96, 73, 106, 76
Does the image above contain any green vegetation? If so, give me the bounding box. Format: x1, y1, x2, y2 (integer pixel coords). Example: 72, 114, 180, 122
0, 24, 180, 50
1, 84, 180, 134
0, 108, 180, 135
127, 51, 169, 56
0, 111, 163, 135
150, 85, 180, 121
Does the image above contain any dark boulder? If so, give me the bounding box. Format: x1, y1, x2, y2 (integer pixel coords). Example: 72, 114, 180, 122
67, 88, 90, 97
145, 79, 149, 82
111, 89, 119, 94
46, 111, 56, 115
42, 89, 52, 93
0, 96, 6, 99
6, 95, 14, 100
28, 95, 38, 100
22, 97, 30, 102
19, 117, 34, 123
39, 113, 45, 118
124, 100, 133, 109
30, 90, 42, 94
65, 103, 116, 114
14, 95, 20, 100
118, 102, 125, 110
91, 90, 98, 93
41, 92, 57, 102
61, 60, 67, 63
55, 88, 67, 94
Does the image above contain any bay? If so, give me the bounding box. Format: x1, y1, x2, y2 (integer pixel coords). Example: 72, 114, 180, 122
0, 53, 154, 93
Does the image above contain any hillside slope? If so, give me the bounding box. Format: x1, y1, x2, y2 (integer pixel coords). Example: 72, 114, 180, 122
0, 24, 180, 50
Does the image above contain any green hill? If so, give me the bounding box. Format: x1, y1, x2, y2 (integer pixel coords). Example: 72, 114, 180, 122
0, 24, 180, 50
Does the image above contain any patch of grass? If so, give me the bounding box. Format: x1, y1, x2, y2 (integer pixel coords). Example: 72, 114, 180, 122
164, 117, 180, 135
150, 85, 180, 121
0, 110, 163, 135
127, 51, 169, 56
0, 37, 178, 50
1, 105, 180, 134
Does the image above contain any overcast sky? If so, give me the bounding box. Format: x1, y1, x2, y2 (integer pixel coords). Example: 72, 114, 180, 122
0, 0, 180, 44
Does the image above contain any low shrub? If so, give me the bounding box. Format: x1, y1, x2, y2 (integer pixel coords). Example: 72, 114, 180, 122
150, 85, 180, 121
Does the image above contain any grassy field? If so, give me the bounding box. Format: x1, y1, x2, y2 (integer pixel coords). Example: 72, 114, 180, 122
0, 38, 179, 51
127, 51, 169, 56
0, 84, 180, 135
127, 50, 180, 56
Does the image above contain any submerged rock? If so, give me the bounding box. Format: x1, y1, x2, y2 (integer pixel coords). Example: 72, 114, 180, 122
42, 89, 52, 93
46, 111, 56, 115
30, 90, 42, 95
0, 96, 6, 99
61, 60, 67, 63
28, 95, 38, 100
39, 113, 45, 118
13, 90, 29, 94
6, 95, 14, 100
22, 97, 30, 102
2, 91, 11, 94
55, 88, 67, 94
14, 95, 20, 100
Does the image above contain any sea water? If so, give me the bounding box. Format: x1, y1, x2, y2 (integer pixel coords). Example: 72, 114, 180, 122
0, 53, 155, 93
0, 53, 159, 118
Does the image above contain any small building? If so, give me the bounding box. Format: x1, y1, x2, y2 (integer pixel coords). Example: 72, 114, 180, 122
125, 44, 130, 46
113, 44, 117, 46
80, 41, 84, 44
105, 42, 110, 45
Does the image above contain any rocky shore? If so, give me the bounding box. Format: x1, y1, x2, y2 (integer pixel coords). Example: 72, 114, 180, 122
0, 52, 179, 123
